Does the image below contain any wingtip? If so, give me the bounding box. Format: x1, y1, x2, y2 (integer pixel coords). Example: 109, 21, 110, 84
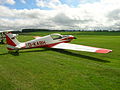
96, 49, 112, 53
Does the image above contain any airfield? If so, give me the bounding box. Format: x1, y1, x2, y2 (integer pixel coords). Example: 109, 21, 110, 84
0, 31, 120, 90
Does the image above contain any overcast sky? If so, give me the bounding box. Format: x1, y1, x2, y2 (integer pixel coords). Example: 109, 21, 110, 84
0, 0, 120, 30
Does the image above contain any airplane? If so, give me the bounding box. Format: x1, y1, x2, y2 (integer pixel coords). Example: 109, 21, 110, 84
0, 30, 21, 44
4, 32, 112, 53
0, 32, 5, 44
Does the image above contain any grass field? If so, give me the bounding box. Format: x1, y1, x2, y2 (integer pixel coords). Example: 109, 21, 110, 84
0, 31, 120, 90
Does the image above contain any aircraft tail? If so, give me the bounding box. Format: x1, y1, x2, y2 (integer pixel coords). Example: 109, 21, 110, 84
5, 32, 20, 50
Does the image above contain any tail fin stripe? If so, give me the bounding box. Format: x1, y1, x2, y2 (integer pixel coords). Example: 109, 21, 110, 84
6, 34, 16, 46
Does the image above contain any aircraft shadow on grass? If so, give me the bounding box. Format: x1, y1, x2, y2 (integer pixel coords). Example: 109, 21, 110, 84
0, 52, 19, 56
50, 48, 110, 63
0, 49, 50, 56
0, 48, 110, 63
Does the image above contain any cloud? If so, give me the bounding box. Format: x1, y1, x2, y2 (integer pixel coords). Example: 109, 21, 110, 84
36, 0, 60, 8
107, 9, 120, 30
0, 0, 120, 30
36, 0, 69, 9
6, 0, 15, 5
0, 0, 15, 5
21, 0, 26, 4
107, 9, 120, 21
0, 6, 57, 30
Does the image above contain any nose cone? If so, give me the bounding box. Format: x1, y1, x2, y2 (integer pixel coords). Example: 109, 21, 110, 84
68, 36, 76, 39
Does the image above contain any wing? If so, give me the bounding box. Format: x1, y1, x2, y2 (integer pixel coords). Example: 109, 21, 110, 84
0, 30, 14, 33
51, 43, 112, 53
0, 29, 22, 33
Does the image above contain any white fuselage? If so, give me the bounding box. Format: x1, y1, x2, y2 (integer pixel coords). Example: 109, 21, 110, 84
16, 34, 75, 50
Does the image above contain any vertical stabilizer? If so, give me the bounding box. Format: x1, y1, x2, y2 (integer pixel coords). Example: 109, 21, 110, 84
5, 32, 20, 50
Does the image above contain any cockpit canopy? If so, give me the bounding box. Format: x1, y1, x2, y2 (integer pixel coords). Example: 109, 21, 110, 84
50, 33, 63, 40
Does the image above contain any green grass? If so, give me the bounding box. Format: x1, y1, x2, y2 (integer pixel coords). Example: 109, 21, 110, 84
0, 32, 120, 90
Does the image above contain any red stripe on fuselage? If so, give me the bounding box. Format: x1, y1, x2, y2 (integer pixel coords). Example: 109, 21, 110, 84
23, 41, 68, 49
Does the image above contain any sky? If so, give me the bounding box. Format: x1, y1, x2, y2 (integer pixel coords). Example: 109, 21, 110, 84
0, 0, 120, 30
